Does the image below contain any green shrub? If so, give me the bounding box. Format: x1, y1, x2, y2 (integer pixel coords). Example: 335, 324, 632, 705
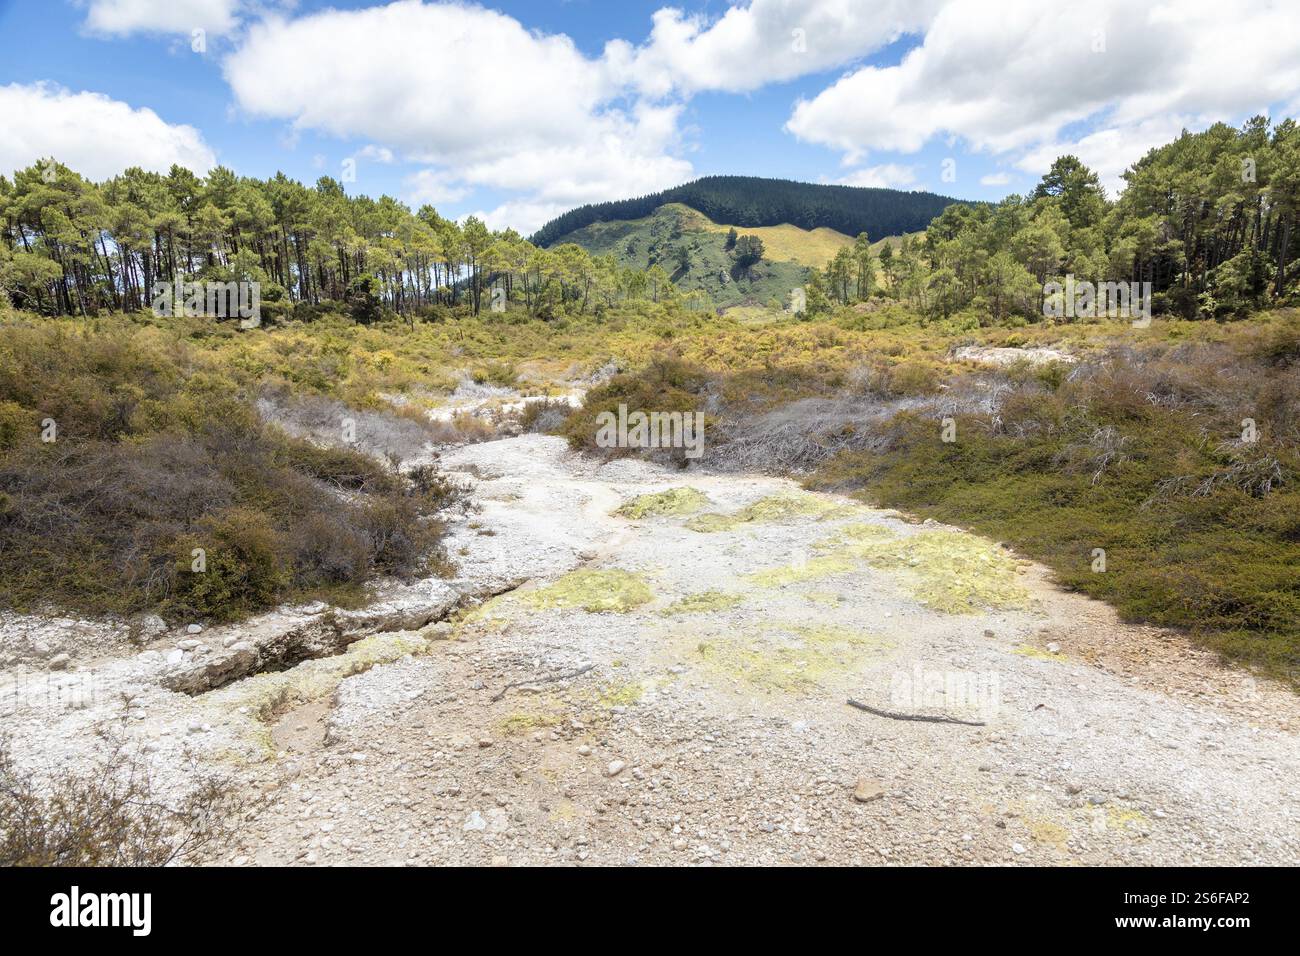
174, 508, 289, 620
0, 400, 32, 450
0, 322, 462, 622
562, 355, 713, 462
470, 360, 518, 388
808, 345, 1300, 685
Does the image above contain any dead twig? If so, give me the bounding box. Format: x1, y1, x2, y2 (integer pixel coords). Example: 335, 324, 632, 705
846, 698, 986, 727
491, 664, 594, 702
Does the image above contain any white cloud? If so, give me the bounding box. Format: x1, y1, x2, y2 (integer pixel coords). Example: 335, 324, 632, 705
605, 0, 941, 98
838, 164, 917, 189
1013, 114, 1198, 196
455, 104, 689, 202
473, 200, 570, 237
787, 0, 1300, 189
224, 1, 692, 230
404, 169, 469, 207
979, 172, 1011, 186
83, 0, 244, 36
354, 145, 395, 165
0, 82, 216, 180
224, 2, 613, 164
455, 107, 693, 233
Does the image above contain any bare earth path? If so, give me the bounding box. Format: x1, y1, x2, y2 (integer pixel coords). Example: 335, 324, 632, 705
213, 435, 1299, 866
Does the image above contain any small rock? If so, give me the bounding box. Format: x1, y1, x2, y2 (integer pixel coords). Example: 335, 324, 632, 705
853, 777, 885, 803
577, 745, 591, 756
47, 653, 71, 671
1047, 642, 1061, 654
177, 639, 201, 651
1012, 843, 1026, 855
132, 614, 168, 641
606, 760, 626, 777
186, 624, 204, 635
478, 738, 493, 748
463, 811, 487, 832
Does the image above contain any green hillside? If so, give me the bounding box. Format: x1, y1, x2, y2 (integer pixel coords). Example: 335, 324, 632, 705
530, 174, 962, 248
556, 202, 911, 310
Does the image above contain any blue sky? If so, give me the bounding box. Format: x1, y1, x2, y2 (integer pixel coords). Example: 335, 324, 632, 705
2, 1, 1296, 234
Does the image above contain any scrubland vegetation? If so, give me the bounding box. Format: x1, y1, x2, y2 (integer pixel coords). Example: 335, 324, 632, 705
0, 738, 252, 866
561, 309, 1300, 683
0, 317, 464, 623
1, 116, 1297, 685
5, 299, 1294, 682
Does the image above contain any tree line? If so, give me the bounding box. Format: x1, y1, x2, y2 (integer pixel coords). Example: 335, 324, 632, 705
0, 163, 707, 323
3, 116, 1295, 325
799, 116, 1300, 322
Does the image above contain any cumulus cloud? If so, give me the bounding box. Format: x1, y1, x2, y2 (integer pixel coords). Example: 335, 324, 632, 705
979, 172, 1011, 186
460, 106, 692, 233
404, 168, 469, 207
837, 164, 917, 189
786, 0, 1300, 190
0, 82, 216, 180
223, 0, 690, 227
605, 0, 940, 98
82, 0, 245, 36
354, 145, 396, 165
224, 2, 611, 163
472, 199, 571, 236
1013, 114, 1200, 195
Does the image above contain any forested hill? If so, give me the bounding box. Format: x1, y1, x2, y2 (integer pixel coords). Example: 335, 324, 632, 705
531, 176, 963, 247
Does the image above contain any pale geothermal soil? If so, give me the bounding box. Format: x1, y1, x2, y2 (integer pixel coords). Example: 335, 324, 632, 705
5, 434, 1299, 866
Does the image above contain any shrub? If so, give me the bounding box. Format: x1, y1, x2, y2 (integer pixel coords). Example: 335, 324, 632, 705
807, 337, 1300, 685
470, 360, 518, 388
0, 400, 32, 451
0, 739, 255, 866
518, 397, 573, 434
0, 322, 463, 622
562, 355, 714, 463
173, 508, 289, 620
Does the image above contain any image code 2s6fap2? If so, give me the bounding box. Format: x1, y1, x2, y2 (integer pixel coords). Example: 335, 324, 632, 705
1125, 893, 1251, 907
